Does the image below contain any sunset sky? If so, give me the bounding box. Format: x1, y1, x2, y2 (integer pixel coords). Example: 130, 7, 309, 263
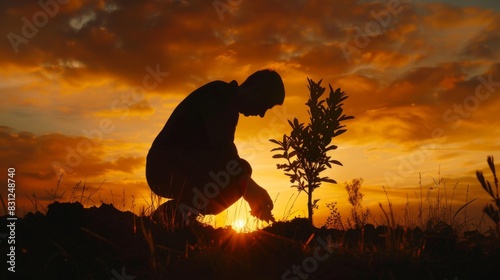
1, 0, 499, 229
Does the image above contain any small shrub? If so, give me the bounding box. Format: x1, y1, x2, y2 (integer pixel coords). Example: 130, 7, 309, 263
476, 155, 500, 235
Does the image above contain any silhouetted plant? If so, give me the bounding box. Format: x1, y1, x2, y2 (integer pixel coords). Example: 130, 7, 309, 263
345, 178, 370, 229
323, 202, 345, 230
270, 78, 354, 226
476, 155, 500, 235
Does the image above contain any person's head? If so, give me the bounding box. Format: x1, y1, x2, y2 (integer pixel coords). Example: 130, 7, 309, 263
237, 69, 285, 117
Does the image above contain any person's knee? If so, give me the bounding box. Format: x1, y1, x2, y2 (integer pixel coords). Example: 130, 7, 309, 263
146, 160, 167, 196
237, 158, 252, 176
176, 159, 251, 215
146, 164, 162, 195
146, 148, 186, 198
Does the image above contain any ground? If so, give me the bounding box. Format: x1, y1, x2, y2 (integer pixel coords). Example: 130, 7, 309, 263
1, 201, 499, 280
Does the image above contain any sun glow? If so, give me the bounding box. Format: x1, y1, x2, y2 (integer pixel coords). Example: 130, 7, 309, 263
231, 219, 249, 233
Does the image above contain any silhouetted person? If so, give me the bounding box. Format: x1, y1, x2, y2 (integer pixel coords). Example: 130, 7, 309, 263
146, 69, 285, 225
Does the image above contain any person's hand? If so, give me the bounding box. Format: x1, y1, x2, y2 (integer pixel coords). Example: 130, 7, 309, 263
243, 180, 275, 222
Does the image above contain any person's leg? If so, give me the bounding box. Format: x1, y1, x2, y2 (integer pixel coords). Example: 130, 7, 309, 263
146, 147, 254, 221
175, 154, 252, 216
146, 147, 188, 199
147, 147, 197, 226
151, 199, 186, 227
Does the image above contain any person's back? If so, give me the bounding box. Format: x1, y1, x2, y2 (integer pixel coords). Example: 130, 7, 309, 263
152, 80, 238, 152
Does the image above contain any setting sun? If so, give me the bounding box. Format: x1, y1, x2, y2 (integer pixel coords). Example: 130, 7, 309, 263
231, 218, 248, 233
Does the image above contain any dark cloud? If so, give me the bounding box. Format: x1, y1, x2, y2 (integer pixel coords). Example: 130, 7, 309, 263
412, 0, 500, 12
461, 19, 500, 60
380, 63, 466, 106
0, 0, 415, 92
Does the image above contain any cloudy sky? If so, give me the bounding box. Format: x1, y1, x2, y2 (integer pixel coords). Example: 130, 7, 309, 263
1, 0, 499, 228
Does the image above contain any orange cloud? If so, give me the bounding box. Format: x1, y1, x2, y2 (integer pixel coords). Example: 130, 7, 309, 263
0, 126, 144, 200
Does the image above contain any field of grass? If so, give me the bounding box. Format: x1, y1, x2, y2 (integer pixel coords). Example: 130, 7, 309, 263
1, 158, 500, 280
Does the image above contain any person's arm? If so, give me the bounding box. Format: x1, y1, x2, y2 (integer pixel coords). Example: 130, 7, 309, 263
243, 178, 275, 222
200, 81, 274, 221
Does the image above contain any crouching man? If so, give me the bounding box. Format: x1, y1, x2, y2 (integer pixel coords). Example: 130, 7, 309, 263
146, 69, 285, 225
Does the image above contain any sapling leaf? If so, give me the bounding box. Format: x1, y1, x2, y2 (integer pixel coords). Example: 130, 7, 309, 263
269, 139, 281, 145
326, 145, 338, 151
321, 178, 337, 184
329, 160, 343, 166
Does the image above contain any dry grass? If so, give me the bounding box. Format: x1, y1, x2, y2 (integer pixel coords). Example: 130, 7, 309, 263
7, 157, 500, 279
